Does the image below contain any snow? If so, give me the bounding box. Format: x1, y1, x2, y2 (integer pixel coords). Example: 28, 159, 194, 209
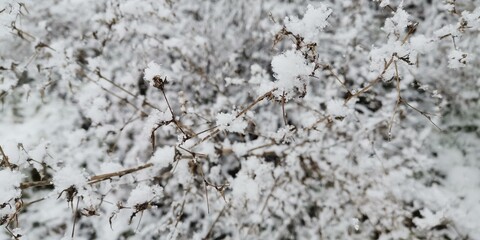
448, 50, 470, 69
53, 166, 87, 193
0, 170, 24, 203
127, 184, 163, 206
1, 0, 480, 239
383, 8, 410, 35
215, 112, 248, 133
149, 146, 175, 170
144, 61, 165, 85
285, 4, 332, 43
231, 172, 259, 204
271, 50, 314, 98
413, 208, 445, 229
326, 99, 348, 117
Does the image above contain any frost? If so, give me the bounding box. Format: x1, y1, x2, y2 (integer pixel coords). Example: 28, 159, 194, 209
285, 4, 332, 43
0, 170, 24, 203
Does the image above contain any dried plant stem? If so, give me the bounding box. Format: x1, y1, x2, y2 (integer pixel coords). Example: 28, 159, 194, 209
71, 196, 81, 238
88, 77, 146, 115
281, 92, 288, 126
402, 22, 418, 45
191, 89, 276, 149
161, 88, 192, 138
20, 163, 154, 189
88, 163, 154, 184
401, 98, 442, 131
235, 89, 275, 118
0, 145, 12, 169
387, 60, 402, 138
93, 68, 162, 111
203, 203, 229, 240
322, 65, 352, 95
345, 55, 395, 103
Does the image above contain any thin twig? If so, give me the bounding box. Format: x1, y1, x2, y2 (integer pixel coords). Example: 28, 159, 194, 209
345, 55, 395, 103
260, 177, 281, 214
191, 89, 275, 149
161, 88, 191, 137
71, 196, 81, 238
20, 163, 154, 189
0, 145, 12, 169
281, 92, 288, 126
203, 204, 229, 240
401, 22, 418, 45
387, 60, 402, 138
235, 89, 275, 118
401, 98, 442, 131
323, 65, 352, 95
88, 163, 154, 184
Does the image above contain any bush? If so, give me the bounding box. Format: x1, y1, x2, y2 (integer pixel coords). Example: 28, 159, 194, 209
1, 0, 479, 239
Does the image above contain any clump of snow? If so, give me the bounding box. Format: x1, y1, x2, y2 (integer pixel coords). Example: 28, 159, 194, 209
0, 72, 17, 92
0, 170, 24, 203
368, 41, 406, 80
172, 159, 192, 185
434, 24, 460, 38
230, 172, 259, 204
326, 99, 349, 117
86, 97, 109, 124
150, 146, 175, 170
225, 77, 245, 86
53, 166, 88, 193
29, 141, 49, 162
144, 61, 166, 86
142, 109, 173, 139
461, 7, 480, 31
378, 0, 390, 8
127, 184, 163, 206
248, 64, 269, 85
99, 162, 124, 174
448, 50, 470, 69
216, 112, 248, 133
413, 208, 445, 229
266, 125, 296, 143
285, 4, 332, 43
409, 35, 435, 54
383, 8, 410, 35
271, 50, 314, 99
